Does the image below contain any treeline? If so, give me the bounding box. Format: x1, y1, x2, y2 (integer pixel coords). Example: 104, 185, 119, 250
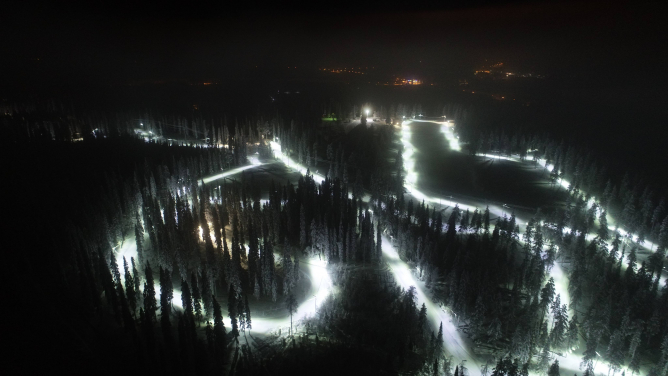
1, 99, 271, 146
448, 102, 668, 258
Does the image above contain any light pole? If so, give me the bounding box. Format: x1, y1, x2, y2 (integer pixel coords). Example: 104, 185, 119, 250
365, 109, 369, 117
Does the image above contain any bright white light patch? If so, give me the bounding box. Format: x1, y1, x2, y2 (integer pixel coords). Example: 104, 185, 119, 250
270, 141, 327, 183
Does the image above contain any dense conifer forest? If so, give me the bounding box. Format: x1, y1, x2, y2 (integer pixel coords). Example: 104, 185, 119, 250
5, 98, 668, 376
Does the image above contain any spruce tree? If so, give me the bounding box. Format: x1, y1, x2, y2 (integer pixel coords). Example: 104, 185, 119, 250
606, 329, 625, 375
245, 295, 252, 331
143, 262, 158, 323
131, 257, 140, 303
181, 279, 193, 318
201, 269, 213, 318
417, 303, 428, 335
212, 296, 227, 367
123, 256, 136, 314
435, 322, 444, 355
547, 360, 560, 376
159, 267, 172, 342
228, 285, 239, 340
191, 272, 203, 324
286, 291, 298, 336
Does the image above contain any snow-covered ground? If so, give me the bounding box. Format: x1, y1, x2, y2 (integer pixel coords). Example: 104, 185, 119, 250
120, 122, 659, 374
402, 119, 658, 376
382, 235, 481, 371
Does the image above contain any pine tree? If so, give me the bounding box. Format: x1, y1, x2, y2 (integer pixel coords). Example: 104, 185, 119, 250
110, 254, 122, 286
159, 267, 172, 342
551, 304, 568, 348
443, 356, 454, 376
566, 313, 578, 349
201, 269, 213, 319
300, 204, 307, 248
625, 247, 637, 281
237, 292, 246, 333
283, 253, 294, 293
538, 340, 551, 372
143, 262, 158, 323
123, 256, 136, 314
539, 278, 556, 322
627, 326, 642, 375
435, 322, 444, 355
598, 210, 609, 241
547, 360, 560, 376
581, 329, 599, 371
418, 303, 428, 336
212, 296, 227, 367
191, 272, 203, 324
293, 256, 300, 284
606, 329, 625, 374
135, 222, 144, 266
228, 284, 239, 340
181, 279, 193, 318
245, 295, 252, 331
286, 291, 298, 336
131, 257, 140, 303
471, 296, 486, 338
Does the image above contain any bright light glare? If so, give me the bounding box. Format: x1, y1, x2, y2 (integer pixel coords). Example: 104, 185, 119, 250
218, 255, 333, 335
201, 162, 263, 185
270, 141, 327, 183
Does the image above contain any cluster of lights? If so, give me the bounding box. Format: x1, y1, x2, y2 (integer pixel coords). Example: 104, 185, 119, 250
319, 68, 365, 74
394, 78, 422, 85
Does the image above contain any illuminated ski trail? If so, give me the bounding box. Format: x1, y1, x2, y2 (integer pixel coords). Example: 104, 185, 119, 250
200, 155, 263, 185
120, 128, 657, 373
382, 235, 481, 372
270, 141, 327, 184
403, 119, 656, 375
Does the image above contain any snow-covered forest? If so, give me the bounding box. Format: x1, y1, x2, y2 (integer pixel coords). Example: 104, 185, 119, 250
5, 99, 668, 376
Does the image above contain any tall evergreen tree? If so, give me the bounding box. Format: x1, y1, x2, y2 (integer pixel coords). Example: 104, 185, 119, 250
123, 256, 136, 314
228, 285, 239, 340
159, 267, 173, 342
286, 291, 298, 336
212, 296, 227, 369
547, 360, 560, 376
143, 262, 158, 323
191, 272, 203, 324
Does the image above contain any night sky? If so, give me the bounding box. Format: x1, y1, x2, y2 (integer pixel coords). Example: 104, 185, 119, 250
2, 1, 667, 132
2, 2, 665, 82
